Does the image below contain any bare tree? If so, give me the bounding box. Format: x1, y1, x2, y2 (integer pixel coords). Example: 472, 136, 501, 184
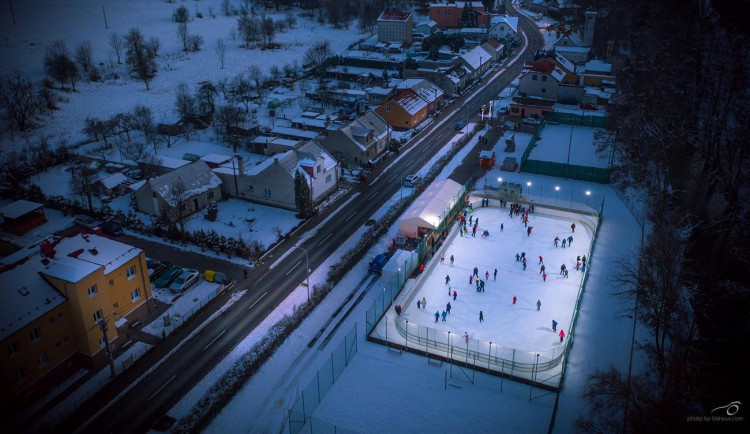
44, 39, 78, 90
237, 14, 260, 48
109, 32, 123, 64
285, 11, 297, 29
125, 28, 158, 90
120, 140, 151, 162
215, 38, 227, 69
177, 22, 189, 52
174, 83, 196, 120
69, 163, 98, 215
303, 40, 332, 77
114, 112, 135, 142
214, 105, 245, 151
0, 70, 42, 132
75, 40, 94, 75
163, 179, 189, 232
196, 82, 217, 118
269, 65, 282, 84
261, 16, 275, 45
221, 0, 232, 17
131, 104, 158, 152
247, 65, 264, 98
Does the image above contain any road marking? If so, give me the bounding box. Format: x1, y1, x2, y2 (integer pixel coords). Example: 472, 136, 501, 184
248, 291, 268, 310
204, 329, 226, 350
285, 261, 301, 276
368, 192, 378, 200
148, 374, 176, 401
318, 233, 332, 246
407, 158, 415, 166
388, 174, 397, 183
345, 211, 357, 222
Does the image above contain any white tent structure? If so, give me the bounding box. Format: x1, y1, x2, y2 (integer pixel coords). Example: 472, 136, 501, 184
398, 179, 463, 238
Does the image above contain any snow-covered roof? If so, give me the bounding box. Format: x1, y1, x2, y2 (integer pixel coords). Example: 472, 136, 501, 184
554, 45, 591, 54
554, 51, 576, 74
249, 136, 301, 149
201, 153, 234, 165
368, 86, 393, 96
399, 179, 463, 237
127, 179, 146, 192
340, 111, 389, 152
490, 15, 519, 33
550, 66, 566, 83
396, 79, 444, 103
97, 172, 128, 190
299, 140, 339, 172
583, 59, 612, 74
461, 45, 491, 71
0, 199, 44, 219
144, 160, 222, 207
151, 155, 190, 169
392, 89, 429, 115
271, 126, 319, 140
378, 10, 412, 22
479, 150, 494, 158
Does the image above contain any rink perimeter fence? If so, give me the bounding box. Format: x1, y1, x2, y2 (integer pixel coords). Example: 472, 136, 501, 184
287, 324, 358, 434
519, 117, 612, 184
366, 187, 605, 392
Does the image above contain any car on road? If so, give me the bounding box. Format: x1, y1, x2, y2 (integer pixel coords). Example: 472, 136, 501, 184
100, 220, 123, 236
153, 265, 182, 288
522, 117, 541, 126
403, 174, 422, 187
455, 121, 466, 130
74, 215, 101, 229
169, 269, 200, 293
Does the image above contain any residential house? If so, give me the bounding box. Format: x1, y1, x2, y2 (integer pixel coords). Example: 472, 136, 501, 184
403, 64, 470, 96
0, 233, 152, 407
489, 15, 519, 40
94, 172, 128, 197
366, 86, 396, 106
213, 141, 339, 210
247, 136, 304, 156
517, 61, 583, 102
509, 95, 556, 119
429, 2, 495, 29
137, 155, 189, 177
377, 10, 413, 45
290, 112, 339, 134
270, 126, 320, 142
134, 160, 222, 223
414, 20, 437, 38
0, 200, 46, 235
375, 89, 429, 130
395, 78, 445, 114
200, 154, 234, 169
459, 44, 494, 79
579, 59, 615, 87
554, 45, 592, 64
321, 110, 390, 166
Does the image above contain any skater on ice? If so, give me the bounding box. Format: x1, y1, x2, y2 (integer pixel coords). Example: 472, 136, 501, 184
446, 302, 451, 314
441, 310, 447, 321
571, 223, 576, 233
559, 329, 565, 343
512, 296, 517, 305
435, 311, 440, 323
417, 300, 421, 309
567, 235, 573, 246
493, 268, 498, 280
479, 311, 484, 322
539, 255, 543, 264
540, 264, 546, 274
453, 290, 457, 300
554, 236, 559, 247
537, 299, 542, 311
450, 255, 454, 266
445, 274, 451, 285
552, 319, 557, 332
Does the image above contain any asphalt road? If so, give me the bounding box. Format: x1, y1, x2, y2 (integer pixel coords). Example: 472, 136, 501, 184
55, 6, 544, 434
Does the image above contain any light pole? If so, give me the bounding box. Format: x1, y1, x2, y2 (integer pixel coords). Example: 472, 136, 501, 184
232, 155, 240, 197
526, 181, 531, 200
292, 246, 311, 302
554, 185, 559, 207
585, 190, 591, 208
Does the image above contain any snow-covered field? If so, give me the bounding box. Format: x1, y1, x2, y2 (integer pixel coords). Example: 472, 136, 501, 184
532, 124, 609, 168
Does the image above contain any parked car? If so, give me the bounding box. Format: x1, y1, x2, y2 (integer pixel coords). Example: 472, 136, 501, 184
368, 254, 389, 275
169, 269, 200, 293
100, 220, 123, 236
153, 266, 182, 288
455, 121, 466, 130
147, 259, 171, 280
403, 174, 422, 187
74, 215, 101, 229
522, 117, 541, 126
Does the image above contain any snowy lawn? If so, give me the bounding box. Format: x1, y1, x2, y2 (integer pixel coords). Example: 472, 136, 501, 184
144, 280, 223, 338
532, 124, 609, 168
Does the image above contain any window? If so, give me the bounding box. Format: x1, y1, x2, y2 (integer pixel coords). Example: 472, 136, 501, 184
316, 165, 321, 173
58, 312, 64, 319
38, 353, 49, 368
445, 10, 451, 15
99, 336, 106, 348
109, 279, 114, 286
385, 106, 391, 113
30, 328, 41, 342
131, 288, 141, 302
326, 174, 332, 183
532, 75, 538, 81
248, 185, 254, 192
7, 341, 20, 356
113, 302, 119, 310
541, 88, 546, 93
56, 341, 62, 349
49, 317, 55, 324
87, 284, 98, 297
126, 265, 136, 280
64, 336, 70, 345
93, 309, 103, 323
16, 367, 26, 382
263, 188, 272, 197
541, 75, 548, 82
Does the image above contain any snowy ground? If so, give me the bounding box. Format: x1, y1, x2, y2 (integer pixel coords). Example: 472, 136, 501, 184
145, 280, 223, 338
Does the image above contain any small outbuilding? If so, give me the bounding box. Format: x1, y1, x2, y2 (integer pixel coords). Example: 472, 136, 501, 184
0, 200, 47, 235
479, 150, 496, 168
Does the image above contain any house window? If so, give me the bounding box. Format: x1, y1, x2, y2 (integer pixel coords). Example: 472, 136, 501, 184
445, 10, 451, 15
30, 328, 41, 343
93, 309, 103, 323
16, 367, 26, 382
7, 341, 20, 356
126, 265, 136, 280
264, 189, 271, 197
88, 284, 98, 297
207, 190, 215, 200
316, 165, 321, 173
326, 174, 332, 183
248, 185, 254, 192
532, 75, 538, 81
131, 288, 141, 302
113, 302, 119, 310
385, 106, 391, 113
541, 88, 546, 93
541, 75, 547, 82
64, 336, 70, 345
109, 279, 114, 286
99, 336, 106, 348
49, 317, 55, 325
38, 353, 49, 368
56, 341, 62, 349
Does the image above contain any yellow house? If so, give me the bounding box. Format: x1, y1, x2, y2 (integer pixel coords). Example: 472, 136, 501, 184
375, 89, 429, 130
0, 233, 153, 408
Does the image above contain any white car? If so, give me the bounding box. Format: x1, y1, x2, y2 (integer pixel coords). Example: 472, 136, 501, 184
403, 174, 422, 187
169, 269, 199, 293
522, 117, 541, 126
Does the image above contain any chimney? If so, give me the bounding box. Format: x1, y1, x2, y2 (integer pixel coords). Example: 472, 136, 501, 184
583, 11, 597, 47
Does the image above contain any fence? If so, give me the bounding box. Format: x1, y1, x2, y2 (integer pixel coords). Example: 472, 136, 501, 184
544, 111, 610, 129
145, 286, 224, 340
287, 324, 358, 434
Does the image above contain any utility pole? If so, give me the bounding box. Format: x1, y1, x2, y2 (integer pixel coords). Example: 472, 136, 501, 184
99, 320, 116, 377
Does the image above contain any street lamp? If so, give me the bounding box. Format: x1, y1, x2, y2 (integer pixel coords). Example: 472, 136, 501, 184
585, 190, 591, 208
554, 186, 560, 207
292, 246, 311, 302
